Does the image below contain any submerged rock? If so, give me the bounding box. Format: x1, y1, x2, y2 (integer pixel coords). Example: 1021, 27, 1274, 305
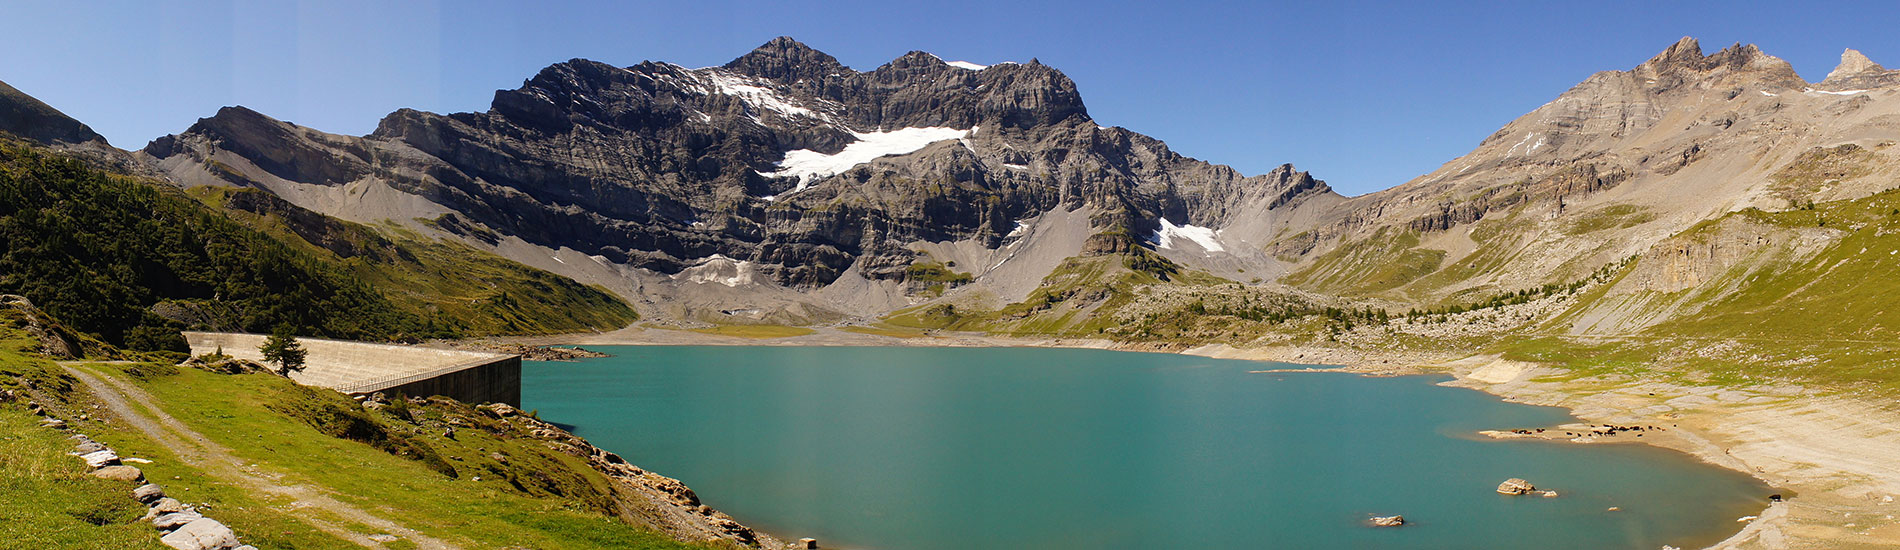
1497, 478, 1537, 495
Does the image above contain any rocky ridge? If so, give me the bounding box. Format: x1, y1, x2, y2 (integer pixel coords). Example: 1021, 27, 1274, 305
1267, 37, 1900, 322
139, 37, 1339, 322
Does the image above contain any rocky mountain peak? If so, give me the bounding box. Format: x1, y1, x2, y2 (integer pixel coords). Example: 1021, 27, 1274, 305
886, 51, 952, 71
0, 79, 106, 146
1829, 48, 1885, 79
1819, 48, 1900, 90
1641, 36, 1705, 69
1631, 37, 1803, 90
723, 36, 850, 84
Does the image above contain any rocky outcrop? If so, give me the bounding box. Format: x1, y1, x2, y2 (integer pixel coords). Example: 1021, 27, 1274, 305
1370, 515, 1405, 527
1, 294, 82, 359
1496, 478, 1537, 495
1819, 48, 1900, 91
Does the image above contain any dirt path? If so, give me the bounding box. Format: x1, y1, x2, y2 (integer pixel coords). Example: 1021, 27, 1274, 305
63, 365, 460, 550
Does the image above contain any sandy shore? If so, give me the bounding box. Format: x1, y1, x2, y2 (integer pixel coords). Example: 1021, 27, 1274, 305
506, 325, 1900, 550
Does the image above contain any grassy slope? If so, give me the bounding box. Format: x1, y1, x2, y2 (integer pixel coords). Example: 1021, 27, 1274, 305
1601, 190, 1900, 388
1282, 227, 1445, 298
0, 309, 710, 548
191, 186, 636, 336
884, 246, 1234, 337
0, 350, 161, 549
114, 366, 710, 549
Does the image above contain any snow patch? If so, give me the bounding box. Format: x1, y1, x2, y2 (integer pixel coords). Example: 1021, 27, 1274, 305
1002, 163, 1029, 170
1760, 90, 1778, 97
1506, 132, 1537, 156
1805, 87, 1869, 96
705, 71, 828, 121
926, 53, 991, 71
757, 127, 970, 199
1153, 218, 1225, 253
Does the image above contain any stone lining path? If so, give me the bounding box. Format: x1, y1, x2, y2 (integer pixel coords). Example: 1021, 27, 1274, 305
63, 365, 458, 550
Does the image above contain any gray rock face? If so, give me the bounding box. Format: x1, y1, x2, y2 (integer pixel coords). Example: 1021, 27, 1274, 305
144, 37, 1335, 288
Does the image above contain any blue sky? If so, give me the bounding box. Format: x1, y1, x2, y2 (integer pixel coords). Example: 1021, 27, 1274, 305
4, 1, 1897, 196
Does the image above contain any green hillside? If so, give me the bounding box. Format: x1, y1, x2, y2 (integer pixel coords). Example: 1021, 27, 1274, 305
0, 140, 635, 350
191, 186, 636, 336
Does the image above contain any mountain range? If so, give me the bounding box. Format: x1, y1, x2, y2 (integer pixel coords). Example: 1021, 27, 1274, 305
6, 36, 1900, 377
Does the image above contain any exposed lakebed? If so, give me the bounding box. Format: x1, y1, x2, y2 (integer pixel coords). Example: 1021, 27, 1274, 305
524, 346, 1770, 549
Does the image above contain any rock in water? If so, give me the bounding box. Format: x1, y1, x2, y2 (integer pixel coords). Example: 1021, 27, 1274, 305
159, 518, 238, 550
1497, 478, 1537, 495
1370, 515, 1406, 527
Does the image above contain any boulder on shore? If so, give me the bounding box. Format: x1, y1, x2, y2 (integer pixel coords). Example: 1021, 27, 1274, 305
1370, 515, 1406, 527
1497, 478, 1537, 495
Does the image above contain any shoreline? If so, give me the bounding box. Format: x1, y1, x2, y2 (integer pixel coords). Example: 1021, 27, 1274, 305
498, 325, 1900, 550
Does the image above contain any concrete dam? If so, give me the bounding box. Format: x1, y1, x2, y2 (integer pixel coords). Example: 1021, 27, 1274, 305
183, 332, 521, 406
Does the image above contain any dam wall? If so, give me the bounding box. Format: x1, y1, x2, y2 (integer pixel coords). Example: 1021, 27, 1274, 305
183, 332, 521, 406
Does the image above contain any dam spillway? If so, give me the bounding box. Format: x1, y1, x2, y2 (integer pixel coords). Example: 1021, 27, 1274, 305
183, 332, 521, 406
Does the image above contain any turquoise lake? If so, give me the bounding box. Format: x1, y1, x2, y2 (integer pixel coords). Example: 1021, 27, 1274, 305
523, 346, 1771, 549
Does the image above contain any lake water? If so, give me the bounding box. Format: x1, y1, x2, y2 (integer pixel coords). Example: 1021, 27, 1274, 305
523, 346, 1770, 549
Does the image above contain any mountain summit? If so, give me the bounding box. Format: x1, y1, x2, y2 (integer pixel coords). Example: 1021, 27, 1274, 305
139, 37, 1335, 323
1820, 47, 1900, 90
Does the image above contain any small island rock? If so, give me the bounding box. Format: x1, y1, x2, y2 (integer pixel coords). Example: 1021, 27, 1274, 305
1497, 478, 1537, 495
1370, 515, 1406, 527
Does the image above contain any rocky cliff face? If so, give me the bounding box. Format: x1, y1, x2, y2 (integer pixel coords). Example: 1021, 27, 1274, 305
142, 37, 1338, 320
